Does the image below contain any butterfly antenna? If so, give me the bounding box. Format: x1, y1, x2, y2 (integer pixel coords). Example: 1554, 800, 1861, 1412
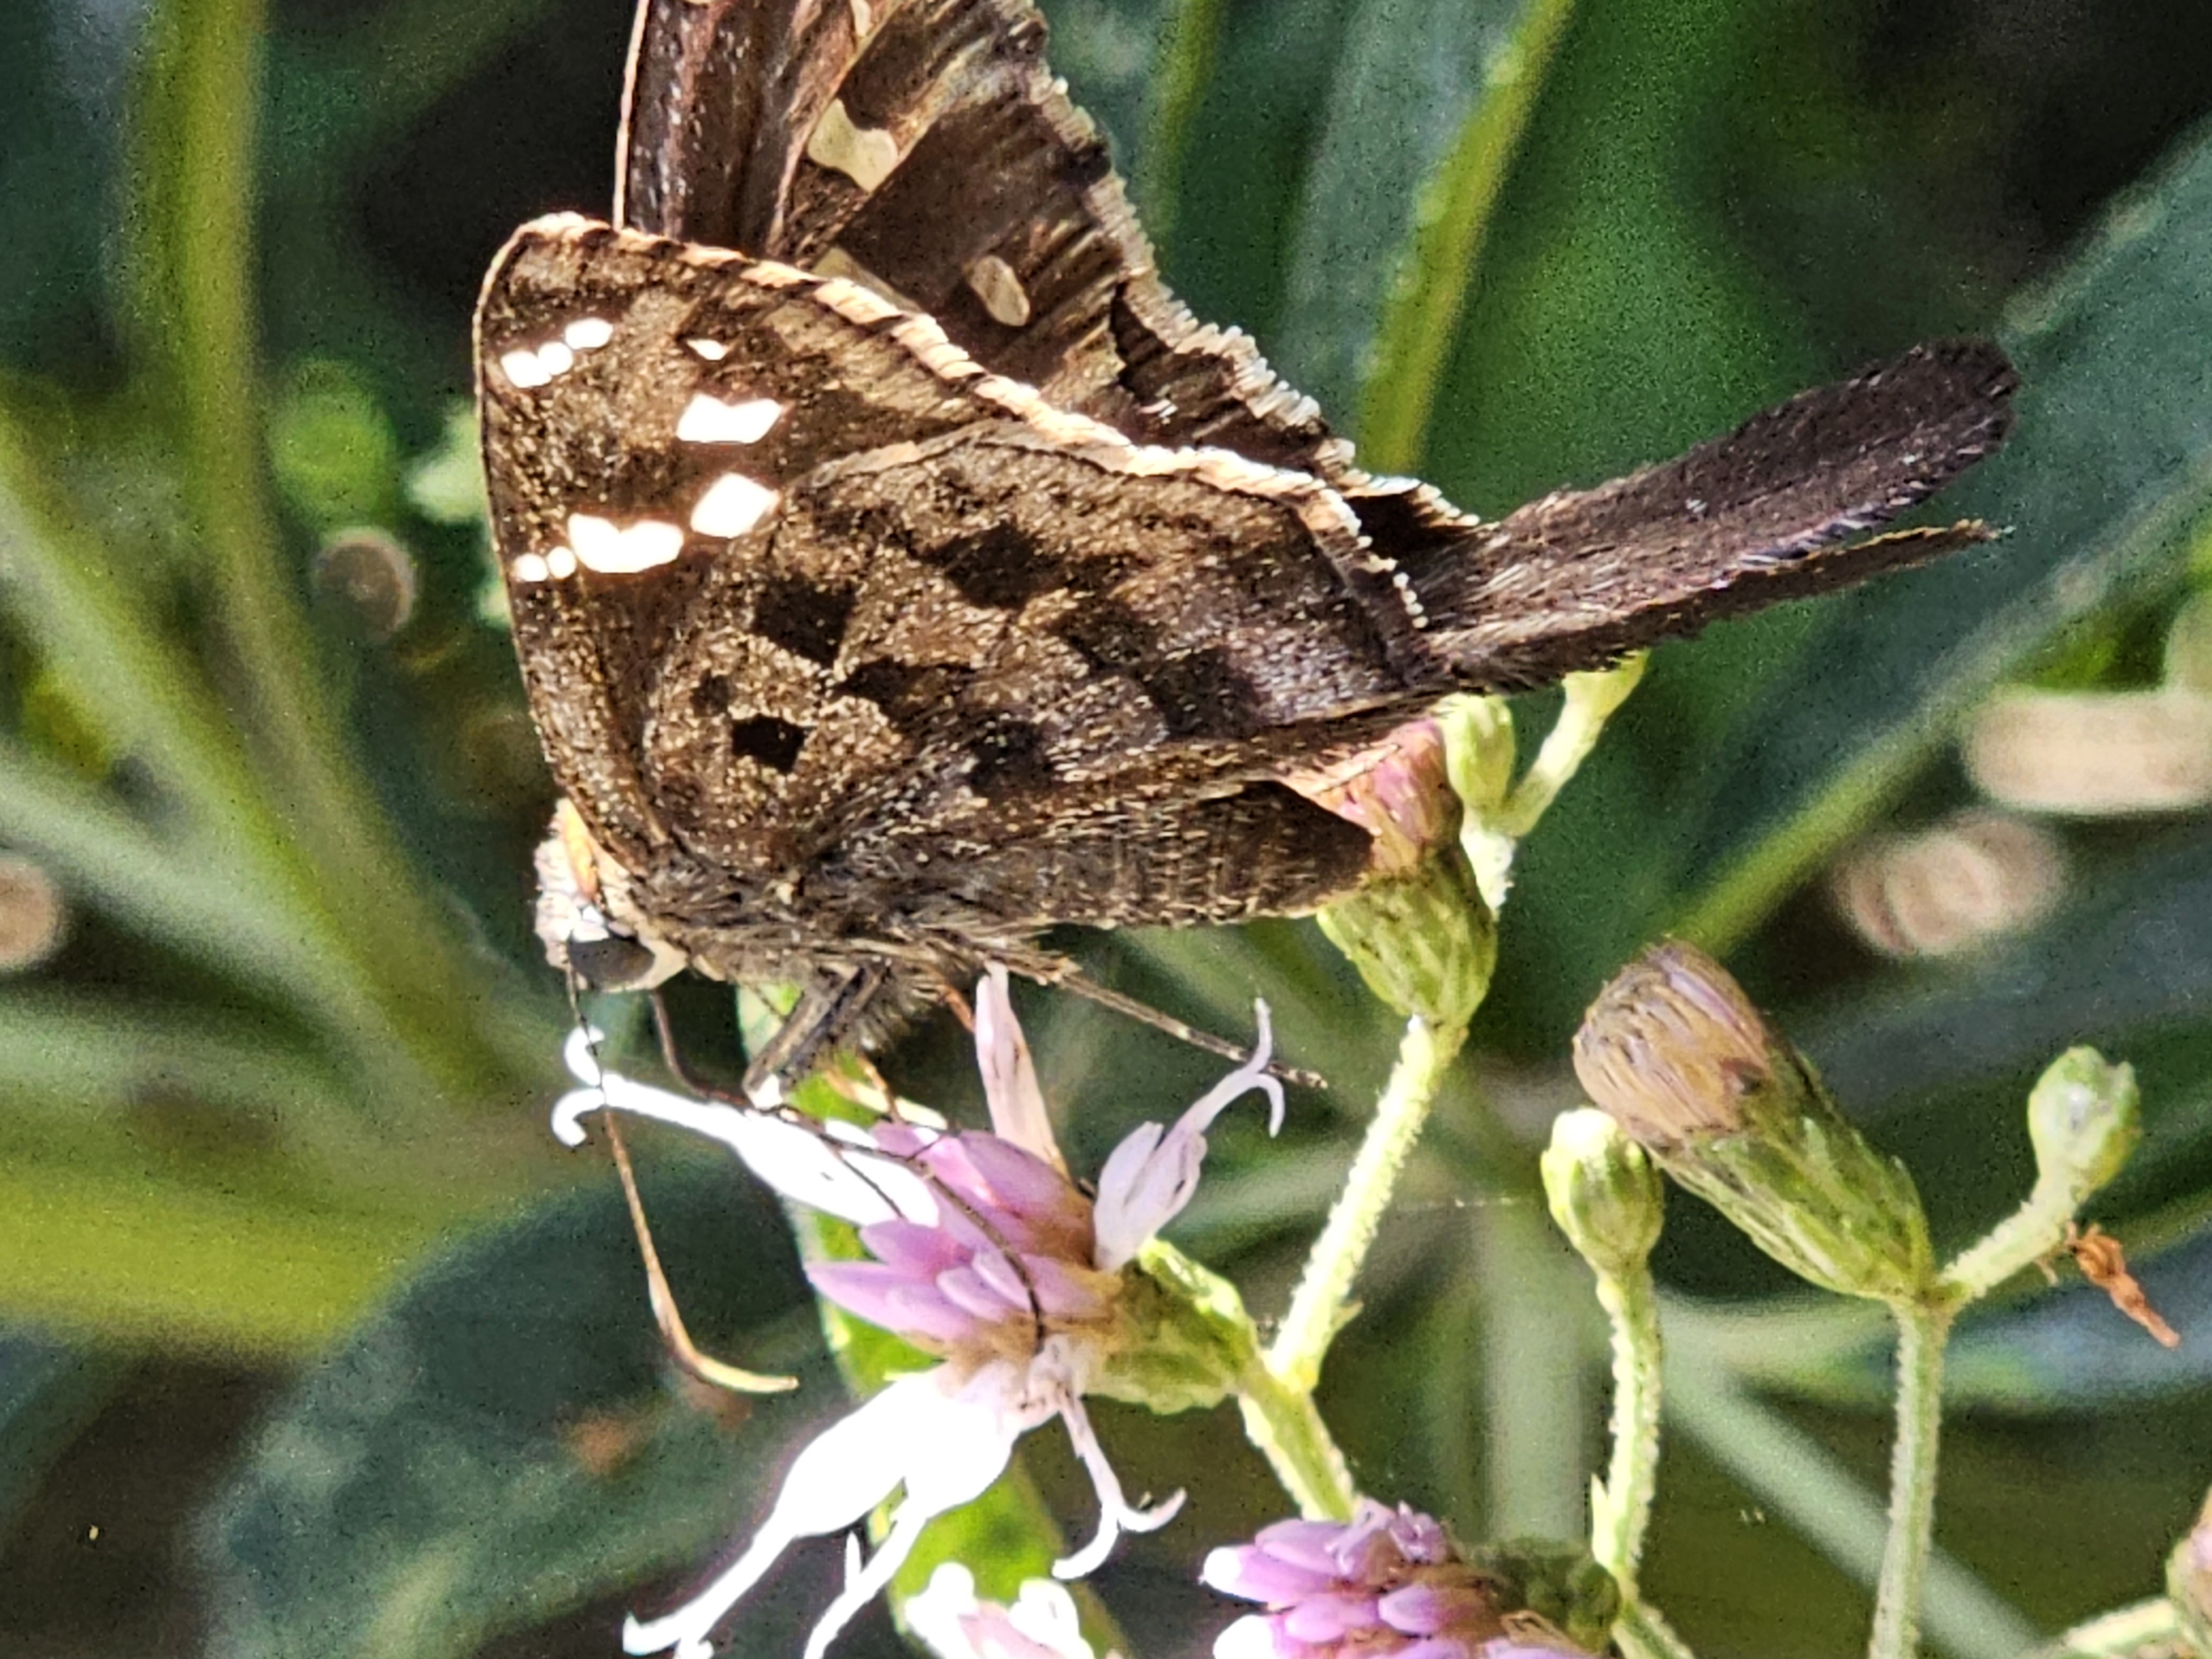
601, 1108, 800, 1395
567, 975, 793, 1394
1053, 971, 1328, 1091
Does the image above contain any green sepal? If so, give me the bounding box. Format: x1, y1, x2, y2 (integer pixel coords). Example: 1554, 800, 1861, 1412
1087, 1240, 1260, 1415
1318, 839, 1498, 1030
1464, 1537, 1621, 1654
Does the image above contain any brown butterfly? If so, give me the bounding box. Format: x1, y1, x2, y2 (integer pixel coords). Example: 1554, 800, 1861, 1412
478, 0, 2017, 1094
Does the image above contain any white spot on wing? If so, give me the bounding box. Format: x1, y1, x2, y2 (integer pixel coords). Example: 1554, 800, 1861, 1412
685, 338, 732, 361
564, 316, 614, 351
806, 97, 899, 191
690, 473, 780, 538
566, 513, 684, 575
536, 340, 575, 378
547, 545, 578, 579
676, 392, 786, 445
511, 551, 551, 583
964, 254, 1031, 327
499, 348, 551, 389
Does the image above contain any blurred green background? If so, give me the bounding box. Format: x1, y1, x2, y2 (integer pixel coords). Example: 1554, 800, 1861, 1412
5, 0, 2212, 1655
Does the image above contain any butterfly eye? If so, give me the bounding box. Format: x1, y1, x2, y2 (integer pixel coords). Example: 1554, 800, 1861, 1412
566, 932, 662, 992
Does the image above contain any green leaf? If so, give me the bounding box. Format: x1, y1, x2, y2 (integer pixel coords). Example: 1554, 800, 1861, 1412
1313, 0, 1574, 468
1671, 117, 2212, 950
195, 1151, 897, 1658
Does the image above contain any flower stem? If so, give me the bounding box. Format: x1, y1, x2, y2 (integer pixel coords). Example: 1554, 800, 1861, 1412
1268, 1015, 1466, 1391
1870, 1299, 1954, 1659
1498, 658, 1648, 840
1614, 1600, 1700, 1659
1235, 1354, 1358, 1521
1592, 1256, 1664, 1599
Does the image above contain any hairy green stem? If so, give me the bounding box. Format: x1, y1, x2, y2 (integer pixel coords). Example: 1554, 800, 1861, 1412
1592, 1258, 1663, 1597
1870, 1300, 1954, 1659
1268, 1016, 1465, 1391
1614, 1600, 1700, 1659
1237, 1354, 1358, 1520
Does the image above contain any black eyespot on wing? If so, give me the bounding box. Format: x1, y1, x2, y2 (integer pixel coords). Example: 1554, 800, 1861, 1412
967, 718, 1054, 800
922, 524, 1065, 609
1144, 648, 1262, 739
731, 714, 808, 772
754, 578, 856, 666
840, 658, 975, 730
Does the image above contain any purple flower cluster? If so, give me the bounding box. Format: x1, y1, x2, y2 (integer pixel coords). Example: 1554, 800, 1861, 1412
1203, 1502, 1585, 1659
806, 1125, 1121, 1362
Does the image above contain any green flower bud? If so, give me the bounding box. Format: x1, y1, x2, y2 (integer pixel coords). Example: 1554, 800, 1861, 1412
1541, 1108, 1664, 1277
1303, 718, 1499, 1028
1463, 1539, 1620, 1656
1089, 1242, 1255, 1415
1436, 696, 1518, 909
1319, 842, 1497, 1029
1437, 695, 1517, 820
1573, 942, 1933, 1303
2026, 1047, 2141, 1206
2167, 1489, 2212, 1656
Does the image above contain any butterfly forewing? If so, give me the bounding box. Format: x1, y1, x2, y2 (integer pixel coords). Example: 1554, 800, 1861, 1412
480, 218, 1425, 924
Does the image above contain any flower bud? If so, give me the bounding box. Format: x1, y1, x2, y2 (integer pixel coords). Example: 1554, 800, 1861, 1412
1573, 942, 1933, 1302
1437, 695, 1517, 821
1318, 844, 1497, 1030
1301, 719, 1461, 877
1436, 695, 1519, 909
1541, 1108, 1665, 1279
2026, 1047, 2140, 1206
1305, 720, 1498, 1028
2167, 1489, 2212, 1655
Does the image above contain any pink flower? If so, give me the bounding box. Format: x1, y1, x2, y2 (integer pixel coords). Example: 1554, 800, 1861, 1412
550, 969, 1282, 1659
904, 1563, 1102, 1659
1202, 1502, 1586, 1659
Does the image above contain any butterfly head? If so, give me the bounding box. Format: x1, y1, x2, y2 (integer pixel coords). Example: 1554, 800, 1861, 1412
533, 798, 694, 993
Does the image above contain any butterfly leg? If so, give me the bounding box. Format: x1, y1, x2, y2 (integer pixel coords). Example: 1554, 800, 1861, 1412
739, 961, 893, 1103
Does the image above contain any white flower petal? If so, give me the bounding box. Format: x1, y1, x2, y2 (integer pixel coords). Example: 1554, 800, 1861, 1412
907, 1565, 1099, 1659
1050, 1390, 1185, 1579
549, 1047, 938, 1227
622, 1370, 931, 1657
904, 1563, 986, 1659
624, 1365, 1028, 1659
1213, 1614, 1285, 1659
799, 1365, 1037, 1659
974, 966, 1062, 1170
1006, 1578, 1093, 1659
1090, 1003, 1281, 1270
